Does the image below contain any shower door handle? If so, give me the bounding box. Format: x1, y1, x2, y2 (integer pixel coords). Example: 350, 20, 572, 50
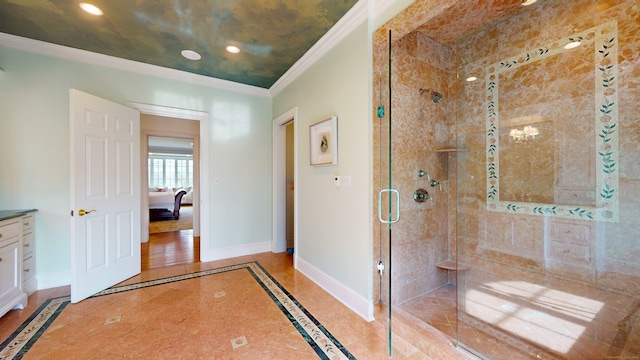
378, 188, 400, 224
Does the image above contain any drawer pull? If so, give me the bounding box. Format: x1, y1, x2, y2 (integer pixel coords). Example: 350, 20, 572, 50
24, 268, 30, 273
0, 257, 2, 262
24, 244, 30, 247
24, 222, 30, 226
0, 233, 3, 238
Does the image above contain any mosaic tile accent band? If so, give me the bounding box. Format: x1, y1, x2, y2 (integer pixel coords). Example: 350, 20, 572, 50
0, 262, 355, 360
486, 21, 619, 222
0, 297, 69, 360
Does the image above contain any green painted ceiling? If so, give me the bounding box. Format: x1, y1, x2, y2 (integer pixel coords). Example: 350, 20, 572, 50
0, 0, 358, 89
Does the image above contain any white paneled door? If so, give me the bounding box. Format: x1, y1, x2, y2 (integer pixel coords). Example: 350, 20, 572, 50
69, 89, 141, 303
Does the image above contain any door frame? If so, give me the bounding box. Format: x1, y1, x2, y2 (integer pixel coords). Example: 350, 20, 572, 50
272, 107, 298, 265
129, 103, 210, 259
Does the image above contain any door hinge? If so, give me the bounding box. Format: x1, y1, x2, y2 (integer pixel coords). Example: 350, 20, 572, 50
377, 260, 385, 276
70, 210, 74, 216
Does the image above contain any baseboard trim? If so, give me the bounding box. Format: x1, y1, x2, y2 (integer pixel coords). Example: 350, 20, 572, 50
202, 241, 272, 262
296, 257, 374, 322
23, 277, 38, 295
36, 270, 70, 290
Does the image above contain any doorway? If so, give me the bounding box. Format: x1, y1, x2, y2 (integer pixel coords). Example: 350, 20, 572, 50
285, 122, 295, 253
141, 117, 200, 269
145, 134, 198, 269
129, 102, 211, 265
273, 108, 297, 264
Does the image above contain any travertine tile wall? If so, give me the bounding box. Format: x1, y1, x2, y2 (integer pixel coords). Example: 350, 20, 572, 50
372, 31, 457, 306
454, 0, 639, 297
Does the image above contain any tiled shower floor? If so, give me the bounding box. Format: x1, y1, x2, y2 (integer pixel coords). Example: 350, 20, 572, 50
397, 284, 556, 359
397, 284, 458, 339
397, 282, 640, 360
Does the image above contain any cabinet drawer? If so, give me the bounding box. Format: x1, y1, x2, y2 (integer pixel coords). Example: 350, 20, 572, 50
0, 219, 21, 248
23, 232, 35, 258
23, 256, 35, 281
22, 214, 34, 234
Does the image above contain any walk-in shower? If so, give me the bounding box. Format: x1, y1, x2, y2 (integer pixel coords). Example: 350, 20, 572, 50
418, 88, 443, 103
374, 0, 639, 358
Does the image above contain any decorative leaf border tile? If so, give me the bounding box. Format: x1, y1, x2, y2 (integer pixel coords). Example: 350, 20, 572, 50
0, 262, 355, 360
486, 21, 619, 222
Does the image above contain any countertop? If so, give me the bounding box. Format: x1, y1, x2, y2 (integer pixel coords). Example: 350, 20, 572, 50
0, 209, 37, 222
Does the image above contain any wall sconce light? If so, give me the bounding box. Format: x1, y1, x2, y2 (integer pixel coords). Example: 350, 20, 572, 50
509, 125, 539, 143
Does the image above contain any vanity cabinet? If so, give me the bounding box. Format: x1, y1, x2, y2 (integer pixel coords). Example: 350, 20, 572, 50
0, 210, 36, 318
22, 212, 36, 295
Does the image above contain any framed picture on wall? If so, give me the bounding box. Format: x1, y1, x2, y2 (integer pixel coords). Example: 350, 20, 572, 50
309, 116, 338, 166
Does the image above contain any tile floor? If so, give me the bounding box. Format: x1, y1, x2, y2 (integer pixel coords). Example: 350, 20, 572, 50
0, 252, 467, 359
6, 251, 637, 359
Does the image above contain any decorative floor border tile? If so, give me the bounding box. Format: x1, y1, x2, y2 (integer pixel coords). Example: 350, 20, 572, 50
0, 262, 356, 360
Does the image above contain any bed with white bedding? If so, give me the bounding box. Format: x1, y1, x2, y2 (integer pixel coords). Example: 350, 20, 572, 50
148, 188, 188, 220
148, 191, 177, 209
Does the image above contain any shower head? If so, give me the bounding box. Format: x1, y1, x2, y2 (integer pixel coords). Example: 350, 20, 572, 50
419, 88, 444, 103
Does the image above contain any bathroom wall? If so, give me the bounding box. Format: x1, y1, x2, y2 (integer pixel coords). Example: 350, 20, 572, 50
372, 29, 457, 305
0, 45, 273, 287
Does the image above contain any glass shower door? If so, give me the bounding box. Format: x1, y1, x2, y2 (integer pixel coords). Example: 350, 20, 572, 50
375, 29, 396, 357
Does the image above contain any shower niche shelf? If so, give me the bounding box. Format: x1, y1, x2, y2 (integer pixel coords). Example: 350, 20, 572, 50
435, 148, 468, 179
435, 148, 469, 153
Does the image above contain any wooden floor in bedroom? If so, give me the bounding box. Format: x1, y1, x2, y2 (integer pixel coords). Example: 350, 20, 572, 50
141, 229, 200, 271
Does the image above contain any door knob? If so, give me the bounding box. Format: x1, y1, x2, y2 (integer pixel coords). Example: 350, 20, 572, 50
78, 209, 96, 216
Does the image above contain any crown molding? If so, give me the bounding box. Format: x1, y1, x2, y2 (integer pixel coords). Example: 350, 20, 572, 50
268, 0, 397, 96
0, 32, 271, 97
0, 0, 395, 99
269, 0, 369, 96
372, 0, 400, 17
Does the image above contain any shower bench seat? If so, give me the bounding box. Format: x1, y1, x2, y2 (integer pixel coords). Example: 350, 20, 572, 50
436, 260, 469, 271
437, 261, 469, 298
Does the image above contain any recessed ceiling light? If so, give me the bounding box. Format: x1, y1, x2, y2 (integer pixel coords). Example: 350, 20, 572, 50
563, 41, 582, 50
226, 45, 241, 54
181, 50, 201, 61
521, 0, 537, 5
79, 2, 103, 16
466, 76, 478, 82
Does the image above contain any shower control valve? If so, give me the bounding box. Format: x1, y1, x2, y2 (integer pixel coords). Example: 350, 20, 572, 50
427, 173, 443, 191
414, 189, 431, 203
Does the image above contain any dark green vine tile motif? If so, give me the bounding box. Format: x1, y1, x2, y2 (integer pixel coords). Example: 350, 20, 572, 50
485, 21, 619, 222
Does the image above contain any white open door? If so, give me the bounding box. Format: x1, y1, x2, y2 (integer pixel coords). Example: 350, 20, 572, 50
70, 89, 141, 303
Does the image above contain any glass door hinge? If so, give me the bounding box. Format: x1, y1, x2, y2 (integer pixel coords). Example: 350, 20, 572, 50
377, 260, 385, 275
